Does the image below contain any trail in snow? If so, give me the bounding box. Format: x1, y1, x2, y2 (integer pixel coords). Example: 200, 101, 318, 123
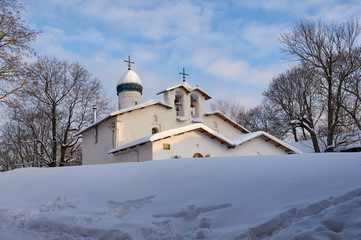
0, 196, 231, 239
1, 189, 361, 239
232, 187, 361, 240
1, 154, 361, 239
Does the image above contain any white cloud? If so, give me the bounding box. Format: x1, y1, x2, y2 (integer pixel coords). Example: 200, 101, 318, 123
71, 28, 105, 44
312, 3, 361, 22
236, 0, 361, 23
23, 0, 361, 109
39, 26, 105, 45
72, 1, 214, 41
206, 57, 285, 85
237, 0, 336, 14
242, 22, 288, 57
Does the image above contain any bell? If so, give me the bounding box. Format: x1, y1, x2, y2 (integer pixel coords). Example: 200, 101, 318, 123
190, 101, 195, 108
175, 95, 180, 103
176, 105, 180, 111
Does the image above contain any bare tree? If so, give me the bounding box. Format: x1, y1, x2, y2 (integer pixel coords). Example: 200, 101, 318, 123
242, 101, 289, 140
340, 66, 361, 130
0, 56, 112, 169
264, 64, 324, 152
0, 0, 37, 106
280, 18, 361, 151
210, 99, 246, 122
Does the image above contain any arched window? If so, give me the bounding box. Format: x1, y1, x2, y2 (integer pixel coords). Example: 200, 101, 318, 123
193, 153, 203, 158
152, 127, 159, 134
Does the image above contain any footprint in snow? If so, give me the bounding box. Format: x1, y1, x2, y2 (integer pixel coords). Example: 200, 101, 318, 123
231, 187, 361, 240
152, 203, 232, 239
0, 196, 76, 227
103, 195, 155, 218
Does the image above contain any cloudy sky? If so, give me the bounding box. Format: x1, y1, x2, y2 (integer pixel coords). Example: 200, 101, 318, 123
22, 0, 361, 108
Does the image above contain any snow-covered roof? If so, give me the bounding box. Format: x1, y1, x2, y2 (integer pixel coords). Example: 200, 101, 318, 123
230, 131, 302, 154
191, 87, 211, 100
108, 123, 301, 154
108, 123, 234, 154
204, 111, 250, 134
157, 83, 191, 95
77, 100, 172, 135
290, 131, 361, 153
117, 70, 142, 86
110, 100, 172, 117
156, 82, 212, 100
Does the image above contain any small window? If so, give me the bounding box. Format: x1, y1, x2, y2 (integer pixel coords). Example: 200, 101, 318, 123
152, 127, 159, 134
93, 127, 98, 144
163, 143, 170, 150
193, 153, 203, 158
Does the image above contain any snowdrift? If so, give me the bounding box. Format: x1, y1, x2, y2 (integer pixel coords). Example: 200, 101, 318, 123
1, 153, 361, 239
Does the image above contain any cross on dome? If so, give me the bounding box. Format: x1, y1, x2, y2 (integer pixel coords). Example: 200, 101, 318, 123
179, 67, 188, 82
124, 55, 135, 70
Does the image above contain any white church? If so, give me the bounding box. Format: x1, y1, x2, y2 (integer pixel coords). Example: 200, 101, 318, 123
79, 57, 300, 165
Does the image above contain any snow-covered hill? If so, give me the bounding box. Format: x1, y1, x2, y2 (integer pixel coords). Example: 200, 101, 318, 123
1, 153, 361, 239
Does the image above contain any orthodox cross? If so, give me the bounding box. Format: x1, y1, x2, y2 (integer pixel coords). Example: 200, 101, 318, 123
124, 55, 135, 70
179, 67, 188, 82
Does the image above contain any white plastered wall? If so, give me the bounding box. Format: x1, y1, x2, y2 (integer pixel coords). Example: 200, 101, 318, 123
151, 131, 288, 160
82, 117, 117, 165
152, 131, 231, 160
229, 138, 287, 156
118, 91, 141, 110
202, 115, 245, 138
115, 104, 190, 148
112, 142, 152, 162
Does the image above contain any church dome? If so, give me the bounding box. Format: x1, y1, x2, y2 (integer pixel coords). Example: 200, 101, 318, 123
117, 70, 143, 95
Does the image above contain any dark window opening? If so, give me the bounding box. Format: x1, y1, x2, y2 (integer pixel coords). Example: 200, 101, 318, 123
152, 127, 159, 134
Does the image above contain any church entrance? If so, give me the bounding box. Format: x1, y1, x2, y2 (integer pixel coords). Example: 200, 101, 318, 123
193, 153, 203, 158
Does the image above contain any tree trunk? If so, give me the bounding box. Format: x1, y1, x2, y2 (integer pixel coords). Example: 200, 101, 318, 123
51, 104, 57, 167
326, 78, 334, 151
310, 131, 321, 153
292, 127, 298, 142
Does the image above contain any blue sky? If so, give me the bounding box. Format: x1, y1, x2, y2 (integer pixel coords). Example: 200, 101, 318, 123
23, 0, 361, 108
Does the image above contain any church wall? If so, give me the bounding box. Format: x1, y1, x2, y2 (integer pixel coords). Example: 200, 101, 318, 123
113, 142, 153, 162
115, 105, 190, 147
195, 94, 205, 119
202, 115, 245, 138
151, 131, 287, 160
230, 138, 288, 156
118, 90, 141, 110
151, 131, 231, 160
82, 117, 117, 165
163, 91, 175, 106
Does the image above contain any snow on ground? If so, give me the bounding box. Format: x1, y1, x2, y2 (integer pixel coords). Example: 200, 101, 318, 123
1, 153, 361, 239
